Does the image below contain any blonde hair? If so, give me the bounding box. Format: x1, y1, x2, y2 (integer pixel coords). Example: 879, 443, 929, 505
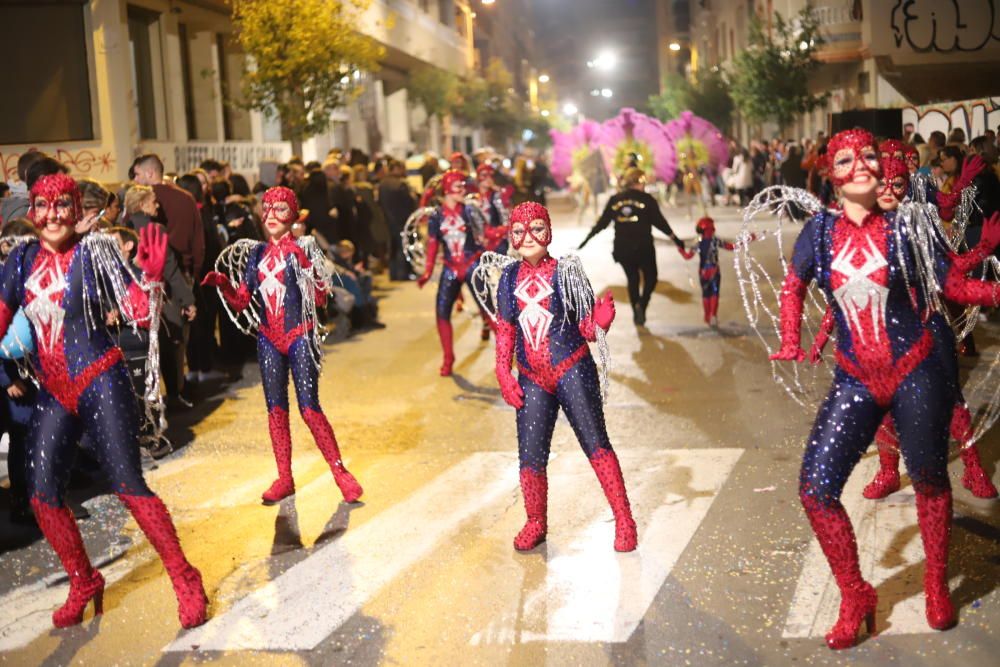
124, 185, 155, 215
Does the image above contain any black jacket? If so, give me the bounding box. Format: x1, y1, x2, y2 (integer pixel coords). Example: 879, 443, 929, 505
580, 189, 682, 262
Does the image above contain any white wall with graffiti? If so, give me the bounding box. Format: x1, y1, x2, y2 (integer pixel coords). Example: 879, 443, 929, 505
902, 98, 1000, 141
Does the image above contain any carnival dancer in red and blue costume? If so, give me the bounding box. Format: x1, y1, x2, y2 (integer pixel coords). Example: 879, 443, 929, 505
202, 187, 362, 505
809, 157, 1000, 501
475, 163, 513, 255
417, 169, 490, 376
478, 202, 637, 552
678, 216, 739, 326
771, 129, 1000, 649
0, 174, 207, 629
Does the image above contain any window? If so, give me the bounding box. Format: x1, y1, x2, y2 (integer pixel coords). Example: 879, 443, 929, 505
179, 23, 198, 140
127, 5, 161, 140
217, 34, 252, 140
0, 1, 93, 144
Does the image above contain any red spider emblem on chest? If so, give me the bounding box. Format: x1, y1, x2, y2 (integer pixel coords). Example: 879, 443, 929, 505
25, 251, 70, 354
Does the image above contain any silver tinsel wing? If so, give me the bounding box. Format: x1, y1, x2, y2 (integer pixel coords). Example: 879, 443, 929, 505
214, 239, 263, 335
471, 251, 517, 323
80, 232, 166, 441
557, 253, 610, 401
463, 194, 488, 243
402, 206, 435, 276
293, 236, 333, 371
734, 186, 833, 409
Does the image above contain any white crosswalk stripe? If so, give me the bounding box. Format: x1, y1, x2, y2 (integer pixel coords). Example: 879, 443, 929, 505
470, 448, 743, 644
166, 452, 522, 652
783, 454, 954, 638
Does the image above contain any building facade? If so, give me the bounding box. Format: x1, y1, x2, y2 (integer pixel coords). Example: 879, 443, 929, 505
0, 0, 479, 184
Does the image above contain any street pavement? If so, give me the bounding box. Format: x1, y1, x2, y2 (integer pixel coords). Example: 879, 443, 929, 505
1, 195, 998, 666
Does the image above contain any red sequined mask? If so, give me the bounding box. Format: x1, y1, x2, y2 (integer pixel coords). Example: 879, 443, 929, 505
878, 139, 905, 162
828, 129, 881, 187
509, 202, 552, 250
877, 157, 909, 203
441, 170, 466, 197
29, 173, 81, 228
261, 186, 299, 224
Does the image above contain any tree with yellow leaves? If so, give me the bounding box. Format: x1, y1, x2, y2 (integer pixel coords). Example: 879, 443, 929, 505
231, 0, 385, 156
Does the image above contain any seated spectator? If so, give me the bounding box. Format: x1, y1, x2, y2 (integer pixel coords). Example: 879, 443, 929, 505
331, 240, 384, 331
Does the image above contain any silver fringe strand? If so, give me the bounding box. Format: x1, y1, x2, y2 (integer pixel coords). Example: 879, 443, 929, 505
558, 253, 610, 401
401, 206, 436, 276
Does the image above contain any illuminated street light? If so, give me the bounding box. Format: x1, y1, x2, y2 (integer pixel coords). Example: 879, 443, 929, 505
563, 102, 578, 116
669, 42, 681, 52
538, 74, 550, 83
540, 109, 550, 117
601, 88, 613, 98
587, 49, 617, 71
482, 0, 495, 5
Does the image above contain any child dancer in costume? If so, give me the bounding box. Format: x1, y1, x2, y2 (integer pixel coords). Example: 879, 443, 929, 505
475, 163, 513, 255
809, 157, 1000, 500
202, 187, 362, 505
678, 216, 737, 326
417, 169, 489, 375
477, 202, 637, 552
0, 174, 206, 628
771, 130, 1000, 649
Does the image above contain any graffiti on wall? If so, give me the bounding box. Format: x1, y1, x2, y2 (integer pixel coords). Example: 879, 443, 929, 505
891, 0, 1000, 53
1, 149, 115, 182
901, 97, 1000, 141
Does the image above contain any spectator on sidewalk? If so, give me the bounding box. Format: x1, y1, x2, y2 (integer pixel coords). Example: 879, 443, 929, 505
131, 153, 205, 278
378, 159, 416, 281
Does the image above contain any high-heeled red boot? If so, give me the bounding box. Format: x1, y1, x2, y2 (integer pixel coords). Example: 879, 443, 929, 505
436, 318, 455, 376
514, 468, 547, 551
960, 447, 998, 498
301, 407, 363, 503
915, 489, 957, 630
863, 424, 901, 499
30, 498, 105, 627
950, 405, 998, 497
118, 494, 207, 629
589, 448, 638, 552
262, 407, 295, 504
800, 494, 877, 649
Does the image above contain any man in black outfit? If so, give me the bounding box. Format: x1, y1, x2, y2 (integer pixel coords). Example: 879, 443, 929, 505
579, 168, 684, 325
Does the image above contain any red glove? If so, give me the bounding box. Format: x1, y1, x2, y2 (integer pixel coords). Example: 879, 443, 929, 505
593, 290, 615, 330
678, 246, 695, 259
770, 345, 806, 362
497, 371, 524, 409
417, 272, 431, 289
201, 271, 230, 289
951, 211, 1000, 273
956, 154, 986, 192
137, 224, 168, 283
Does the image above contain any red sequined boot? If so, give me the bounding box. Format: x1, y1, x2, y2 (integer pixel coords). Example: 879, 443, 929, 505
801, 494, 877, 649
863, 423, 901, 499
916, 490, 957, 630
589, 448, 638, 552
436, 318, 455, 376
262, 407, 295, 504
960, 447, 998, 498
514, 468, 547, 551
301, 407, 363, 503
118, 495, 208, 628
30, 498, 105, 627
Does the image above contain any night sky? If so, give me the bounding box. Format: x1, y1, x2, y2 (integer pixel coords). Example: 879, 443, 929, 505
530, 0, 660, 120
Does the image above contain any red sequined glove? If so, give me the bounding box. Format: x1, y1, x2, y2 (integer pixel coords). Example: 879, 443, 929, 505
593, 290, 616, 330
678, 246, 695, 260
137, 224, 168, 283
495, 319, 524, 408
769, 270, 807, 362
951, 211, 1000, 273
202, 271, 250, 311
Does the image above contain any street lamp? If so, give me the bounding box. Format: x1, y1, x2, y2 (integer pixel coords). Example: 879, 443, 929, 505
601, 88, 613, 98
538, 73, 550, 83
669, 42, 681, 52
482, 0, 496, 5
540, 109, 550, 117
563, 102, 578, 116
587, 49, 617, 71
